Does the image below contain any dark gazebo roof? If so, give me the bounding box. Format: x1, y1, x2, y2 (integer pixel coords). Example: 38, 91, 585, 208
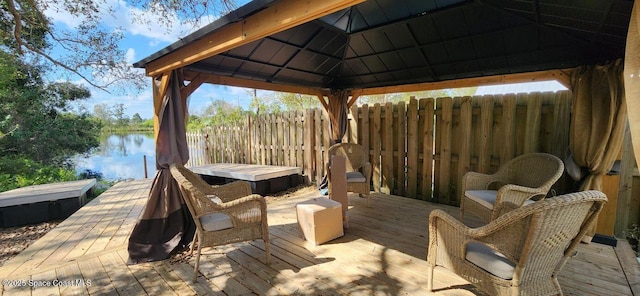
134, 0, 632, 93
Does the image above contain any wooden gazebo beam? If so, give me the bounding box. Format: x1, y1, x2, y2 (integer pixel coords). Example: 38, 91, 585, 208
145, 0, 365, 77
182, 71, 329, 98
350, 69, 573, 98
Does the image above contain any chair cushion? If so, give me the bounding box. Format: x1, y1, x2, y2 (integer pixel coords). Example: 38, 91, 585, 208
465, 190, 497, 209
465, 190, 536, 210
199, 213, 233, 231
466, 242, 516, 280
207, 195, 222, 204
346, 171, 367, 183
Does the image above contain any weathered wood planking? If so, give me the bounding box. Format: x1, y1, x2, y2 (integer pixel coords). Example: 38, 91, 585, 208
477, 96, 494, 173
406, 98, 418, 198
1, 180, 637, 295
314, 109, 323, 182
382, 102, 394, 195
396, 101, 406, 196
187, 91, 575, 206
371, 104, 382, 192
421, 98, 435, 201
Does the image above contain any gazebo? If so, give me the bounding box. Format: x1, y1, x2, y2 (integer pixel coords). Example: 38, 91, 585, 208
129, 0, 638, 264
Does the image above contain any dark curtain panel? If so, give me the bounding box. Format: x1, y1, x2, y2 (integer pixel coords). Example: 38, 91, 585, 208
127, 70, 195, 264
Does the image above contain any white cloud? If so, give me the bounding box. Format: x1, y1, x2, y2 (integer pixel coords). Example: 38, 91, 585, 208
45, 0, 219, 43
125, 48, 136, 63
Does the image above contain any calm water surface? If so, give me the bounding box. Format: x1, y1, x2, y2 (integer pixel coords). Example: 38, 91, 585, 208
74, 132, 156, 181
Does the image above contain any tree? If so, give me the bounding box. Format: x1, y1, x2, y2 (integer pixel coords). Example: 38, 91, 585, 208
0, 50, 101, 165
1, 0, 236, 93
111, 103, 129, 126
200, 99, 244, 126
277, 92, 322, 111
131, 113, 143, 125
93, 103, 111, 123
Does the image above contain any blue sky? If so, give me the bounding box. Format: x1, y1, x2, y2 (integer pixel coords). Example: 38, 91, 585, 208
46, 0, 566, 119
44, 0, 255, 119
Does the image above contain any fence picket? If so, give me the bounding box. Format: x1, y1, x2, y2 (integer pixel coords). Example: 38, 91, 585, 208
395, 101, 406, 196
406, 98, 418, 198
184, 92, 571, 205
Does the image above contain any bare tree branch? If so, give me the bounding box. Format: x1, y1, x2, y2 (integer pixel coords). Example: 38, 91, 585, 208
2, 0, 237, 93
21, 42, 110, 91
5, 0, 24, 54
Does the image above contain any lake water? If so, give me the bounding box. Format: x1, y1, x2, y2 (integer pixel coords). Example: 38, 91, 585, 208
73, 132, 156, 181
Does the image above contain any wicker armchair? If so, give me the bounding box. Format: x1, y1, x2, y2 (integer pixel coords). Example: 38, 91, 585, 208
169, 164, 270, 282
460, 153, 564, 223
327, 143, 372, 207
427, 190, 607, 296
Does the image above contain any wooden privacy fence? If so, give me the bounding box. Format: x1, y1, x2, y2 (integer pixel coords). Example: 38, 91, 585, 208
186, 91, 572, 205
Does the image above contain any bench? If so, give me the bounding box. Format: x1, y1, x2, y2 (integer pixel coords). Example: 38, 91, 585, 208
188, 163, 303, 195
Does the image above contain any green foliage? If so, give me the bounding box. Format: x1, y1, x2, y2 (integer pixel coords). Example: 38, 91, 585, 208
0, 156, 78, 191
141, 119, 154, 129
189, 99, 246, 131
0, 50, 102, 192
276, 92, 322, 111
131, 113, 143, 125
92, 104, 152, 132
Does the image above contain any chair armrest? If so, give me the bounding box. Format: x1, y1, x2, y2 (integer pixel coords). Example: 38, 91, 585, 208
427, 209, 472, 266
207, 181, 253, 203
218, 194, 266, 209
362, 162, 372, 182
218, 194, 267, 225
462, 172, 501, 190
429, 207, 531, 266
195, 194, 267, 226
492, 184, 548, 219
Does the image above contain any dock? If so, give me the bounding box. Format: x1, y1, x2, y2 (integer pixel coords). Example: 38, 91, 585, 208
0, 179, 96, 228
0, 179, 638, 295
189, 163, 303, 195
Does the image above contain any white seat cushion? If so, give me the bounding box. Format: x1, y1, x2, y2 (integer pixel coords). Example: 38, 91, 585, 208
465, 190, 497, 209
466, 242, 516, 280
199, 213, 233, 231
207, 195, 222, 204
346, 171, 367, 183
465, 190, 536, 210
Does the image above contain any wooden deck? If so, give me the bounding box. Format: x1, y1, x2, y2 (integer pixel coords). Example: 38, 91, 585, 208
1, 179, 638, 295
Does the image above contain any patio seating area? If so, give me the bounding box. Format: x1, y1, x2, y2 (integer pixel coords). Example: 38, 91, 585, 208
1, 179, 638, 295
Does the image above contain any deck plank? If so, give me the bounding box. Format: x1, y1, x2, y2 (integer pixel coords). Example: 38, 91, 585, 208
55, 263, 89, 295
116, 249, 175, 296
99, 252, 146, 296
1, 179, 638, 296
76, 257, 117, 295
31, 269, 58, 295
